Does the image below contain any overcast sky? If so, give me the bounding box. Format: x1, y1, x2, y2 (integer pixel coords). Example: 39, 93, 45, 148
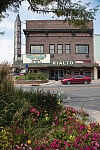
0, 0, 100, 64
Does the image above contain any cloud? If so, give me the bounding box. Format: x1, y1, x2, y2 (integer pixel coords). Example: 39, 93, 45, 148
0, 19, 14, 30
0, 38, 14, 63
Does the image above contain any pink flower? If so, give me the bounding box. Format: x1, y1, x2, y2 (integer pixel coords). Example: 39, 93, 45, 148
45, 139, 48, 141
53, 140, 57, 144
52, 122, 55, 126
41, 145, 45, 148
49, 144, 55, 147
64, 141, 67, 144
35, 141, 39, 144
30, 109, 34, 113
37, 112, 40, 116
64, 126, 66, 129
33, 119, 36, 122
21, 143, 23, 147
58, 140, 61, 143
95, 143, 99, 147
69, 130, 72, 132
67, 144, 70, 147
67, 132, 70, 134
56, 144, 59, 147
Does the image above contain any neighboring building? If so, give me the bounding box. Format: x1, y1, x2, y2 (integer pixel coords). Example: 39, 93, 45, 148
14, 14, 21, 61
13, 17, 98, 79
94, 34, 100, 79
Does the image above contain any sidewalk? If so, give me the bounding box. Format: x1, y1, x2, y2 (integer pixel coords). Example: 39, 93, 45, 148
65, 104, 100, 123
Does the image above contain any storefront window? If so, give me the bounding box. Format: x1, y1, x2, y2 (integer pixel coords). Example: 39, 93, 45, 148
59, 70, 63, 77
51, 70, 54, 78
85, 69, 91, 77
66, 69, 71, 74
30, 69, 38, 73
40, 69, 47, 73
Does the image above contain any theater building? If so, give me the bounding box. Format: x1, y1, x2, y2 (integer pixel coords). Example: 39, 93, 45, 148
14, 19, 98, 80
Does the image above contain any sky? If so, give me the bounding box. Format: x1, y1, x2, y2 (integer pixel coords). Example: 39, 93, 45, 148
0, 0, 100, 64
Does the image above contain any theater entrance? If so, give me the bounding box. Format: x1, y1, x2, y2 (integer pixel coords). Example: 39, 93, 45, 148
50, 69, 64, 80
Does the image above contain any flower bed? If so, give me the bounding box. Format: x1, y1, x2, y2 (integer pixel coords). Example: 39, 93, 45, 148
14, 79, 48, 85
0, 104, 100, 150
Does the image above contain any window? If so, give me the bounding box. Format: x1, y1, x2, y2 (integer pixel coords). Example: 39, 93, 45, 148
30, 69, 38, 73
40, 69, 47, 73
59, 70, 64, 77
57, 44, 63, 54
30, 45, 44, 54
65, 69, 71, 74
65, 44, 71, 54
73, 76, 80, 78
49, 44, 55, 54
76, 45, 89, 54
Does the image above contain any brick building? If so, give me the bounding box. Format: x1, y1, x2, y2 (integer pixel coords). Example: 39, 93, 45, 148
14, 20, 98, 80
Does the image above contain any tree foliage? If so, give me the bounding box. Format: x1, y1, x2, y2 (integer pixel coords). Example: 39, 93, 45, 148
0, 0, 99, 29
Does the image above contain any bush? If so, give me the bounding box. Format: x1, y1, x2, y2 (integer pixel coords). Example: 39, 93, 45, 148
36, 72, 47, 80
15, 72, 48, 80
26, 73, 37, 80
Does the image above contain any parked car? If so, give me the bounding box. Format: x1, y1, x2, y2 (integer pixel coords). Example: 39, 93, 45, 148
20, 73, 24, 76
14, 73, 20, 76
14, 73, 24, 76
61, 75, 91, 85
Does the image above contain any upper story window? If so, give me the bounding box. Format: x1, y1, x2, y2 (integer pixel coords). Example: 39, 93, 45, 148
76, 45, 89, 54
49, 44, 55, 54
57, 44, 63, 54
30, 45, 44, 54
65, 44, 71, 54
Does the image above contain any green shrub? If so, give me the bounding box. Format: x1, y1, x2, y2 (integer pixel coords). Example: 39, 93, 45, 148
15, 72, 48, 80
36, 72, 47, 80
26, 73, 37, 80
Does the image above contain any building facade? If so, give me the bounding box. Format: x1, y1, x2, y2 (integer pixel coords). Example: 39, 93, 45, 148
94, 34, 100, 79
22, 20, 98, 80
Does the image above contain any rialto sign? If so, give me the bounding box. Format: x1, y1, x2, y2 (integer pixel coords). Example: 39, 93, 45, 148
52, 60, 75, 66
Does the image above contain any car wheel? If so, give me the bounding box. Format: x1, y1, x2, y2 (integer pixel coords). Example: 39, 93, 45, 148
67, 81, 71, 85
84, 80, 88, 84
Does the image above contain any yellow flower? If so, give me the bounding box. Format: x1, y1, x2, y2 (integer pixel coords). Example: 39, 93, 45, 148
45, 114, 48, 116
28, 140, 31, 144
70, 135, 72, 139
87, 130, 90, 132
17, 141, 19, 143
88, 127, 91, 130
87, 125, 90, 128
57, 102, 60, 104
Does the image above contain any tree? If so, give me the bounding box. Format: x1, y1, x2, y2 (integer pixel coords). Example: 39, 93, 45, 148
0, 0, 99, 30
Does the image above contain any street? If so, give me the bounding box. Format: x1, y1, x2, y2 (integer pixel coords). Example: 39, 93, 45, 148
15, 80, 100, 122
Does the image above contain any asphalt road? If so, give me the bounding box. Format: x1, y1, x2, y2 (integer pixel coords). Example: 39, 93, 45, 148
15, 81, 100, 122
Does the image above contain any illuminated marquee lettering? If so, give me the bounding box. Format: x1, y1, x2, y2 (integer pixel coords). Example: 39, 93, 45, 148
52, 60, 74, 65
